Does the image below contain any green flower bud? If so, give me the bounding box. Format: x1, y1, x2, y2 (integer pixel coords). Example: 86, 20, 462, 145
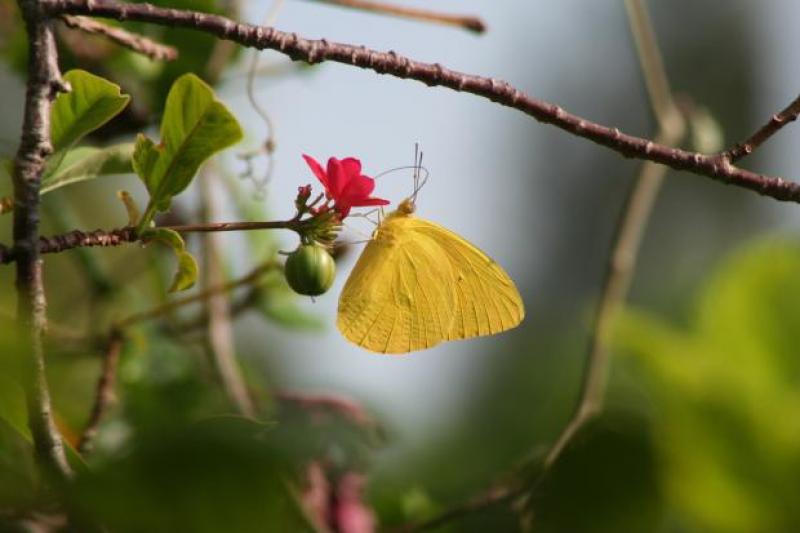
284, 244, 336, 296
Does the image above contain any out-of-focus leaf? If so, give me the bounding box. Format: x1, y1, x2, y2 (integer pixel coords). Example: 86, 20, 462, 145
613, 238, 800, 533
532, 413, 663, 533
146, 228, 198, 292
41, 143, 133, 195
134, 73, 242, 227
0, 418, 37, 511
0, 326, 29, 443
0, 0, 29, 74
0, 326, 87, 474
0, 376, 29, 442
50, 69, 130, 154
70, 416, 314, 533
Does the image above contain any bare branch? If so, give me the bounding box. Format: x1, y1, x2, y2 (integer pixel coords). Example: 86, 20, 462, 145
0, 220, 301, 264
60, 14, 177, 61
13, 0, 72, 480
77, 329, 123, 455
302, 0, 486, 34
44, 0, 800, 203
722, 93, 800, 163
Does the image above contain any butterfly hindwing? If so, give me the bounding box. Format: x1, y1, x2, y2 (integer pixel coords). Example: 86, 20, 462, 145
412, 219, 525, 341
337, 215, 457, 353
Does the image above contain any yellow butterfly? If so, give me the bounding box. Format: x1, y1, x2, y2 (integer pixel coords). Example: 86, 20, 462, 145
337, 197, 525, 354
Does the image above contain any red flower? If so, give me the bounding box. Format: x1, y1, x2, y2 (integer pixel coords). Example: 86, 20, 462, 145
302, 155, 389, 218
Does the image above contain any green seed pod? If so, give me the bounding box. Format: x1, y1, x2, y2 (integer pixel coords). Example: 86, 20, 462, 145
284, 244, 336, 296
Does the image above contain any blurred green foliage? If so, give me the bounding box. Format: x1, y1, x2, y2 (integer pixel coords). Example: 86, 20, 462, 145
614, 239, 800, 532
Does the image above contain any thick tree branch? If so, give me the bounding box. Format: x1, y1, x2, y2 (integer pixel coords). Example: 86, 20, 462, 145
61, 14, 178, 61
45, 0, 800, 203
13, 0, 72, 480
722, 93, 800, 163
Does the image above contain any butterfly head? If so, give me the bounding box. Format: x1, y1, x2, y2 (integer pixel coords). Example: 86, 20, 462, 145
397, 197, 416, 215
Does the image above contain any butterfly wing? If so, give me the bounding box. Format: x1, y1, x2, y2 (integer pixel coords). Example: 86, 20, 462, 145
412, 219, 525, 341
337, 215, 457, 354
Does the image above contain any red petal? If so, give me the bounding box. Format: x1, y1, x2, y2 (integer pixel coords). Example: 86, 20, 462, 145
302, 154, 329, 191
339, 174, 375, 202
326, 157, 348, 198
349, 197, 390, 207
340, 158, 362, 180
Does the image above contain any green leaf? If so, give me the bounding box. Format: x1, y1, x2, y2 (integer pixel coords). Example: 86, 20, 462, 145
70, 416, 314, 533
41, 143, 134, 195
134, 73, 243, 227
0, 376, 30, 442
117, 190, 141, 227
51, 70, 130, 154
0, 374, 86, 474
146, 228, 199, 292
169, 251, 199, 293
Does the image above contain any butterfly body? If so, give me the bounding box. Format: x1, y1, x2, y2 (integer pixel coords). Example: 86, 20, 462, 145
337, 199, 525, 354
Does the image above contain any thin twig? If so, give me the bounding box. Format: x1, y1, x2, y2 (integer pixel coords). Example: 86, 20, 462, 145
45, 0, 800, 204
77, 329, 123, 454
0, 219, 302, 264
60, 14, 177, 61
303, 0, 486, 34
625, 0, 673, 124
543, 0, 686, 494
200, 168, 256, 416
722, 93, 800, 163
115, 260, 280, 329
13, 0, 72, 481
397, 486, 522, 532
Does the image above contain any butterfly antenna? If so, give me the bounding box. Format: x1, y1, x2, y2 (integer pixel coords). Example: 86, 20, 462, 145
410, 147, 429, 203
373, 165, 427, 180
